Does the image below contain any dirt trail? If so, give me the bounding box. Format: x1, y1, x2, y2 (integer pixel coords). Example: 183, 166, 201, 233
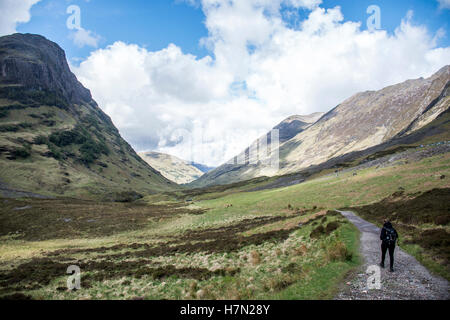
335, 210, 449, 300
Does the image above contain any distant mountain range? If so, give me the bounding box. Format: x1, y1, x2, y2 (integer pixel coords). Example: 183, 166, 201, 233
188, 161, 215, 174
138, 151, 213, 184
1, 33, 448, 195
0, 33, 176, 199
191, 65, 450, 187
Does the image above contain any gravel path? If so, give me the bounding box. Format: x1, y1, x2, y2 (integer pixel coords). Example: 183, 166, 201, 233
335, 210, 449, 300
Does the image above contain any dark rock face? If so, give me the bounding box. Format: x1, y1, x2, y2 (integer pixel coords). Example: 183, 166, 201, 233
273, 119, 309, 143
0, 33, 91, 104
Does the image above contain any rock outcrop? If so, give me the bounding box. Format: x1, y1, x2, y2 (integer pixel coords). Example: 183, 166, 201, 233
0, 33, 91, 104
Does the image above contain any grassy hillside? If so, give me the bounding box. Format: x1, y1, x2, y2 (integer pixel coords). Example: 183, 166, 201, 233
0, 144, 448, 299
0, 34, 177, 199
0, 89, 176, 199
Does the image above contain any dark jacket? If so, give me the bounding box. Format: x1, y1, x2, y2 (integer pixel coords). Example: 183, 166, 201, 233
380, 222, 398, 243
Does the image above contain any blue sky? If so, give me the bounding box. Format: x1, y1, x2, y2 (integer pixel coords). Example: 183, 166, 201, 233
16, 0, 450, 64
18, 0, 210, 62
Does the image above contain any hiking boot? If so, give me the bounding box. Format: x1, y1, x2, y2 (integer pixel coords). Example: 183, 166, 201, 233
379, 262, 385, 268
389, 267, 394, 272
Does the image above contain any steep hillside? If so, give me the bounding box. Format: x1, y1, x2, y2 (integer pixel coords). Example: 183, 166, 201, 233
274, 113, 324, 143
189, 112, 323, 187
0, 33, 176, 199
281, 66, 449, 173
138, 151, 204, 184
192, 66, 450, 187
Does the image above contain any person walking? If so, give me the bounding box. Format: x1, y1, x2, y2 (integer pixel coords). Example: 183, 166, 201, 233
380, 220, 398, 272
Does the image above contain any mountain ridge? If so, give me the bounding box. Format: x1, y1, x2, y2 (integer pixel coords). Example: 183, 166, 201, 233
138, 151, 207, 184
0, 33, 176, 199
189, 111, 324, 187
191, 65, 450, 187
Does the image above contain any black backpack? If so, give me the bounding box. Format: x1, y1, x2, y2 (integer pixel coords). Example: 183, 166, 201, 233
384, 227, 397, 245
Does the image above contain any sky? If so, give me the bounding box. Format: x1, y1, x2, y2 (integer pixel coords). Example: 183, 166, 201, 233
1, 0, 450, 166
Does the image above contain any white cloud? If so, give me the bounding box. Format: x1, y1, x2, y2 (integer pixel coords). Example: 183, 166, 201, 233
70, 27, 100, 48
287, 0, 322, 10
437, 0, 450, 9
73, 0, 450, 166
0, 0, 40, 35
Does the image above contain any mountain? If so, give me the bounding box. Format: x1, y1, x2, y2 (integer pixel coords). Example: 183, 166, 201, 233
0, 33, 176, 199
188, 162, 215, 174
138, 151, 206, 184
191, 66, 450, 187
190, 112, 324, 187
273, 113, 324, 143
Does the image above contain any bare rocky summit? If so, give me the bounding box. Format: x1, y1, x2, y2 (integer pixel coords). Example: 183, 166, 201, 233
0, 33, 91, 104
281, 65, 450, 174
190, 112, 324, 187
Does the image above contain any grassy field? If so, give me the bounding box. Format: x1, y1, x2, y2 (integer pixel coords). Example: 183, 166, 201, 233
0, 149, 448, 300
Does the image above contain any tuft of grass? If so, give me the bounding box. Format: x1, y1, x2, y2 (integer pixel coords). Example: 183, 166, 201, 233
249, 251, 261, 266
265, 222, 360, 300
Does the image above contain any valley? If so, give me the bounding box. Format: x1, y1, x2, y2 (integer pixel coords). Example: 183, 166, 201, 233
0, 33, 448, 301
0, 141, 448, 300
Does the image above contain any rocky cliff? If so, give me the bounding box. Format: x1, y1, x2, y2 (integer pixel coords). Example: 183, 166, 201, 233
0, 33, 91, 104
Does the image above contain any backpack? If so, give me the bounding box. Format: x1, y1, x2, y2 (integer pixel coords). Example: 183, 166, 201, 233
384, 227, 397, 245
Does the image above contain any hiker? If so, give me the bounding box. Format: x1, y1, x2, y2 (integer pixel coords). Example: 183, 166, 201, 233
379, 220, 398, 272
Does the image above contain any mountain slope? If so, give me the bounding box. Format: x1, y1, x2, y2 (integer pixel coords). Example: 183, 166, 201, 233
138, 151, 205, 184
281, 66, 449, 173
188, 161, 215, 173
0, 33, 176, 198
192, 66, 450, 187
190, 112, 324, 187
274, 113, 324, 143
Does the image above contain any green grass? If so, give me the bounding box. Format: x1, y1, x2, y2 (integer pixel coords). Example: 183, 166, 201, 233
266, 223, 360, 299
0, 147, 448, 300
191, 152, 449, 223
401, 243, 450, 281
0, 200, 359, 300
0, 97, 176, 199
